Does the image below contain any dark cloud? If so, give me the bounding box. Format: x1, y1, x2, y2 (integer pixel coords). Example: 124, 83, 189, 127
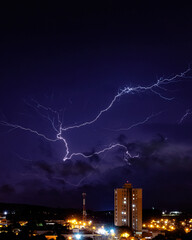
1, 131, 192, 210
35, 161, 54, 175
17, 178, 45, 189
134, 141, 192, 171
83, 149, 101, 163
117, 134, 127, 145
60, 159, 97, 177
0, 184, 15, 194
38, 140, 53, 158
116, 134, 167, 164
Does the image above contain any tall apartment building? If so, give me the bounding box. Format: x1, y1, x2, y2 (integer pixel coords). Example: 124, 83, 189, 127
114, 182, 142, 234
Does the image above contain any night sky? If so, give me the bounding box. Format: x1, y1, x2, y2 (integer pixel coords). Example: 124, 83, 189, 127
0, 1, 192, 211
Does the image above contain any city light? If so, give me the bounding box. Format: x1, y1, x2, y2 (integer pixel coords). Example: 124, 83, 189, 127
97, 227, 107, 235
143, 217, 192, 233
75, 234, 81, 239
66, 219, 94, 230
120, 232, 130, 238
185, 228, 190, 233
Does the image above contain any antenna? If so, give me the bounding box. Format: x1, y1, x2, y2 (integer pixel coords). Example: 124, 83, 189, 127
82, 192, 86, 222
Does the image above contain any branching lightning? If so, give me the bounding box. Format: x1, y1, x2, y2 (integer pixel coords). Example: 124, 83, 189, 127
105, 112, 162, 132
1, 121, 58, 142
179, 109, 192, 124
66, 143, 139, 161
62, 67, 191, 131
0, 68, 191, 164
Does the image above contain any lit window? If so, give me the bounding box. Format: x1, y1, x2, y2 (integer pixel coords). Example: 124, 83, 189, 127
123, 201, 126, 204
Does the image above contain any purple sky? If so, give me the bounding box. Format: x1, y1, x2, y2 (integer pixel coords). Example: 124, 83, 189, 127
0, 1, 192, 211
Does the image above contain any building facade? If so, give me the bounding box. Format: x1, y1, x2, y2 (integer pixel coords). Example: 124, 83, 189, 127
114, 182, 142, 234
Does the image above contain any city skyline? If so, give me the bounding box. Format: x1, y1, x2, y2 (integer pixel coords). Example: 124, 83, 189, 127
0, 2, 192, 210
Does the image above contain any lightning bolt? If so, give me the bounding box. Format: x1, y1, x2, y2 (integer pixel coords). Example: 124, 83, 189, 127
62, 67, 191, 131
1, 121, 58, 142
179, 109, 192, 124
65, 143, 139, 161
0, 67, 191, 163
104, 112, 162, 132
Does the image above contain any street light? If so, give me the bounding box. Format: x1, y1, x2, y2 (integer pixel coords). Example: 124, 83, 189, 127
75, 234, 81, 239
